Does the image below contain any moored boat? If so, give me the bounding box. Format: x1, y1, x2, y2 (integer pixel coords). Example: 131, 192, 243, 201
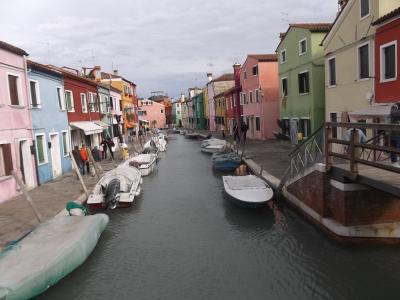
222, 175, 274, 208
212, 152, 242, 171
0, 214, 109, 300
126, 153, 157, 176
87, 165, 142, 210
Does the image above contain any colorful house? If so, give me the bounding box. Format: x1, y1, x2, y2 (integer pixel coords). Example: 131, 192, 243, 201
138, 99, 166, 129
203, 88, 210, 129
28, 60, 72, 184
240, 54, 279, 140
187, 99, 194, 129
109, 87, 124, 139
276, 24, 331, 141
148, 94, 173, 126
192, 92, 205, 130
322, 0, 400, 129
206, 73, 235, 131
373, 7, 400, 108
172, 98, 183, 126
0, 41, 36, 203
214, 91, 226, 132
97, 84, 113, 138
224, 63, 243, 134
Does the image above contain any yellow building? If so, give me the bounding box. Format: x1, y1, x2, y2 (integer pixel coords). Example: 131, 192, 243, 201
214, 91, 226, 132
203, 88, 209, 129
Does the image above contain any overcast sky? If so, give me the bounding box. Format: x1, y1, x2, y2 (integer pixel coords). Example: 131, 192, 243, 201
1, 0, 338, 99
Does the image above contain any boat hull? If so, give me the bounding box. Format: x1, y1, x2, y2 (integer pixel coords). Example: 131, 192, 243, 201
213, 161, 241, 172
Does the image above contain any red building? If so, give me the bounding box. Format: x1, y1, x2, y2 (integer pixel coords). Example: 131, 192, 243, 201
373, 7, 400, 104
60, 67, 104, 148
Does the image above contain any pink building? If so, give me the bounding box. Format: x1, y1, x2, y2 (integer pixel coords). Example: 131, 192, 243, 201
240, 54, 279, 140
138, 99, 166, 129
0, 41, 37, 203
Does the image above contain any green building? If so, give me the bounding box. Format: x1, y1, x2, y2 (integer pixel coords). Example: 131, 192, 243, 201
276, 23, 331, 141
192, 92, 205, 130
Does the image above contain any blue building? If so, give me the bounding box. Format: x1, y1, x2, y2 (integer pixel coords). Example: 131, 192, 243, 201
28, 60, 72, 183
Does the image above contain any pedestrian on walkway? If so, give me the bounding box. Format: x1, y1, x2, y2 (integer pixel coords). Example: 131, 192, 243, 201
106, 137, 115, 160
233, 124, 240, 143
100, 139, 108, 160
221, 124, 225, 139
72, 146, 84, 175
79, 144, 90, 175
241, 121, 248, 142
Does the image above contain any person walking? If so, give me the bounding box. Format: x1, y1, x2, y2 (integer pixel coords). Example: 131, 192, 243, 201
233, 124, 240, 143
241, 121, 249, 142
106, 137, 115, 160
79, 144, 90, 175
72, 145, 84, 176
100, 139, 108, 160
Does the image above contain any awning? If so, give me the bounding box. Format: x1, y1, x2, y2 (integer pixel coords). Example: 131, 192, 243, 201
70, 121, 104, 135
94, 120, 110, 128
349, 105, 392, 119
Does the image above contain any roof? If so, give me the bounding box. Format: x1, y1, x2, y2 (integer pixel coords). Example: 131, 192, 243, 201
0, 40, 28, 56
223, 86, 240, 95
372, 6, 400, 25
70, 121, 104, 135
48, 65, 99, 87
27, 60, 62, 77
212, 73, 234, 83
276, 23, 332, 51
320, 2, 350, 47
248, 54, 277, 62
214, 91, 226, 98
100, 72, 136, 86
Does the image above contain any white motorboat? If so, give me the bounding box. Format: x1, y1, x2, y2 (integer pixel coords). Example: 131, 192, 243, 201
0, 215, 108, 300
143, 139, 160, 157
201, 138, 226, 148
201, 143, 228, 154
222, 175, 274, 208
126, 153, 157, 176
87, 166, 142, 210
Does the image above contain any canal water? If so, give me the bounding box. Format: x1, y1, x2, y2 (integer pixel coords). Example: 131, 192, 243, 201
37, 135, 400, 300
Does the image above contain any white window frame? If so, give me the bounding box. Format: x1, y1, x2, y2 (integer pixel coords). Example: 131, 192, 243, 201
357, 41, 371, 81
240, 93, 244, 105
255, 89, 260, 103
6, 72, 23, 106
252, 65, 258, 76
65, 90, 74, 112
61, 130, 70, 157
29, 79, 41, 108
35, 133, 48, 166
298, 70, 310, 95
281, 77, 288, 97
280, 49, 287, 64
56, 86, 65, 110
380, 40, 397, 83
80, 93, 88, 113
233, 94, 236, 107
88, 92, 94, 112
299, 38, 307, 56
360, 0, 371, 20
0, 142, 12, 178
328, 56, 337, 88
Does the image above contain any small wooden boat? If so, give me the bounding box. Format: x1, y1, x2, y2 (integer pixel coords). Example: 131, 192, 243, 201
126, 153, 157, 176
222, 175, 274, 208
0, 214, 108, 300
212, 152, 241, 171
87, 166, 142, 210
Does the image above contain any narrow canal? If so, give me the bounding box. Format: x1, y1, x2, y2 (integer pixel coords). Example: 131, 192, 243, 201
38, 135, 400, 300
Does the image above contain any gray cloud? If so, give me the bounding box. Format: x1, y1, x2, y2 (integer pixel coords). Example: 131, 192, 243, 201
0, 0, 338, 98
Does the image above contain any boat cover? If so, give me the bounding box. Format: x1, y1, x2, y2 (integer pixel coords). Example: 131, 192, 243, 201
225, 175, 267, 190
0, 214, 109, 300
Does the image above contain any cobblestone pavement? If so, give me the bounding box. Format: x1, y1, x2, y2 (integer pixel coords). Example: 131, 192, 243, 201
0, 137, 147, 250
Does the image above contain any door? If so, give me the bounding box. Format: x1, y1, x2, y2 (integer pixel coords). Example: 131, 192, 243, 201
250, 116, 255, 138
19, 140, 35, 188
50, 133, 62, 178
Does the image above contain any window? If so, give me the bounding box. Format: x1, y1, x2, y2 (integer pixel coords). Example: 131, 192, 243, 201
233, 94, 236, 107
57, 87, 65, 110
282, 78, 288, 97
81, 93, 87, 113
94, 94, 100, 112
36, 134, 47, 165
62, 131, 69, 156
109, 96, 114, 110
255, 117, 261, 131
280, 49, 287, 64
380, 41, 397, 82
299, 38, 307, 55
360, 0, 370, 19
8, 74, 21, 106
300, 119, 311, 138
88, 92, 94, 112
65, 90, 74, 112
30, 80, 40, 108
330, 112, 338, 139
161, 109, 163, 113
255, 89, 260, 103
243, 93, 247, 104
244, 71, 247, 80
0, 144, 13, 177
298, 71, 310, 94
328, 57, 336, 86
252, 65, 258, 76
358, 43, 370, 80
249, 91, 253, 103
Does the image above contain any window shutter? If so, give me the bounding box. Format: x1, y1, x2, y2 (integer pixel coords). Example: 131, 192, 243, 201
3, 144, 13, 176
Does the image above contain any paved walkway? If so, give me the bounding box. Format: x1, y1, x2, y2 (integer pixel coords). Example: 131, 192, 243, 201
0, 137, 146, 250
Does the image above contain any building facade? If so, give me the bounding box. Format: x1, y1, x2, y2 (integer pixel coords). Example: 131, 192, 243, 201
277, 24, 331, 141
192, 92, 205, 130
214, 92, 226, 132
0, 41, 36, 203
240, 54, 279, 140
138, 99, 166, 129
28, 60, 72, 184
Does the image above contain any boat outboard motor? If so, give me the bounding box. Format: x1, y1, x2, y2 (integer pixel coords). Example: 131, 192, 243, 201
104, 178, 120, 210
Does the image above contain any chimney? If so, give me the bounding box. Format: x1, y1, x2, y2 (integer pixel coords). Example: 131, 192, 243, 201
207, 73, 213, 83
93, 65, 101, 81
233, 63, 241, 88
180, 93, 185, 102
113, 69, 118, 76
